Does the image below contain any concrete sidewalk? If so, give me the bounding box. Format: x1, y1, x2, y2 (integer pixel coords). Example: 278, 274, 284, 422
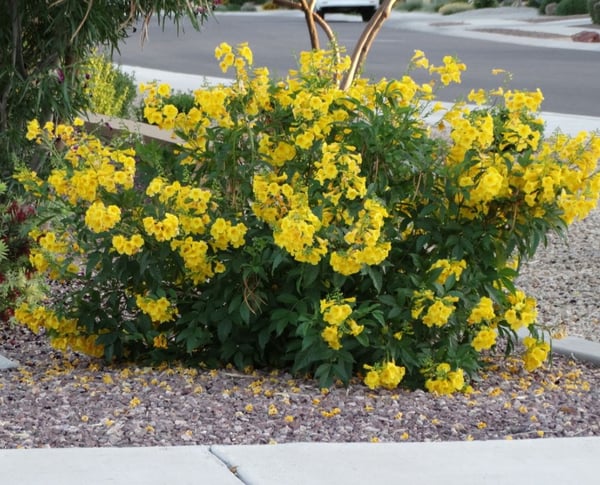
1, 437, 599, 484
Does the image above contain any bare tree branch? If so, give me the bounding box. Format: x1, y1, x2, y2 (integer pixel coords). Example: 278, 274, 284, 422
340, 0, 397, 91
273, 0, 336, 47
70, 0, 94, 44
299, 0, 319, 49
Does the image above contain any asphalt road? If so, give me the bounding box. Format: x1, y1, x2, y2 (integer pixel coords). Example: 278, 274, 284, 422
114, 12, 600, 116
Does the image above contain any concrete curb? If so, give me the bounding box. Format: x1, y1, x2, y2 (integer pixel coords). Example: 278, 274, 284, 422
0, 353, 18, 370
553, 337, 600, 366
0, 446, 242, 485
1, 438, 598, 484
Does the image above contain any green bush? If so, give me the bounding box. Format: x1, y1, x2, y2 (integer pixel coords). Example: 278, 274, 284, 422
0, 0, 208, 184
83, 53, 137, 118
0, 182, 43, 324
590, 0, 600, 23
397, 0, 424, 11
430, 0, 465, 12
158, 92, 195, 115
556, 0, 589, 14
262, 1, 280, 9
439, 2, 475, 14
16, 45, 600, 393
473, 0, 498, 8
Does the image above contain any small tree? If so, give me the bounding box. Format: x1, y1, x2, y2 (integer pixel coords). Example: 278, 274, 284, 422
274, 0, 399, 90
0, 0, 211, 181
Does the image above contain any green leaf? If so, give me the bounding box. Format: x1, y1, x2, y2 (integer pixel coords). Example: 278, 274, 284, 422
276, 293, 298, 305
258, 327, 272, 351
0, 239, 8, 263
366, 266, 382, 294
217, 319, 232, 343
314, 362, 335, 388
228, 294, 243, 314
239, 303, 251, 325
378, 294, 397, 307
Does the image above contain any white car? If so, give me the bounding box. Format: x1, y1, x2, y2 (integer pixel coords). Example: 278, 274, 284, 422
313, 0, 379, 22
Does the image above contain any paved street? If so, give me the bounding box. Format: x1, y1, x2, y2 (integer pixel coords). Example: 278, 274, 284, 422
113, 10, 600, 116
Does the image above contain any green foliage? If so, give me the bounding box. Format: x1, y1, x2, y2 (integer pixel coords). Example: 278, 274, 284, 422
473, 0, 498, 8
16, 45, 600, 392
82, 53, 137, 118
397, 0, 424, 11
0, 0, 210, 183
0, 182, 42, 323
590, 0, 600, 23
556, 0, 589, 14
159, 92, 196, 116
262, 1, 281, 10
439, 2, 475, 14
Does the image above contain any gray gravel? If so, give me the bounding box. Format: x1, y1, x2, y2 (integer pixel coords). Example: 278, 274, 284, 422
517, 206, 600, 343
1, 205, 599, 448
0, 322, 599, 448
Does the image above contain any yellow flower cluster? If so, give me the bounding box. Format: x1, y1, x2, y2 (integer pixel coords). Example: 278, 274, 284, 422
29, 231, 80, 279
412, 290, 458, 328
297, 48, 352, 80
38, 231, 69, 254
252, 172, 295, 224
315, 143, 367, 202
471, 327, 497, 352
364, 361, 406, 390
215, 41, 253, 76
112, 234, 144, 256
143, 214, 180, 242
14, 303, 103, 357
429, 258, 466, 285
467, 296, 496, 325
503, 290, 537, 331
522, 337, 550, 372
25, 121, 135, 205
441, 83, 600, 226
330, 199, 391, 276
85, 201, 121, 233
153, 333, 169, 349
425, 363, 465, 395
319, 297, 363, 350
273, 207, 327, 265
135, 295, 178, 324
170, 237, 212, 284
210, 217, 248, 250
429, 55, 466, 86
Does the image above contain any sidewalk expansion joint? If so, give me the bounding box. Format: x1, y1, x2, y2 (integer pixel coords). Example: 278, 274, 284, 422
209, 446, 249, 485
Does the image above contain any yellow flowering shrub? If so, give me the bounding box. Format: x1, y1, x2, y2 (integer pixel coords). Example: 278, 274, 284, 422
15, 43, 600, 392
82, 52, 136, 118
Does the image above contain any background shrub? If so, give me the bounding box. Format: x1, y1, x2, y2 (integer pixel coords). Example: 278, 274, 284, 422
0, 1, 209, 183
439, 2, 475, 14
262, 1, 280, 9
555, 0, 589, 14
0, 182, 41, 324
83, 53, 137, 118
590, 0, 600, 22
396, 0, 424, 11
473, 0, 498, 9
